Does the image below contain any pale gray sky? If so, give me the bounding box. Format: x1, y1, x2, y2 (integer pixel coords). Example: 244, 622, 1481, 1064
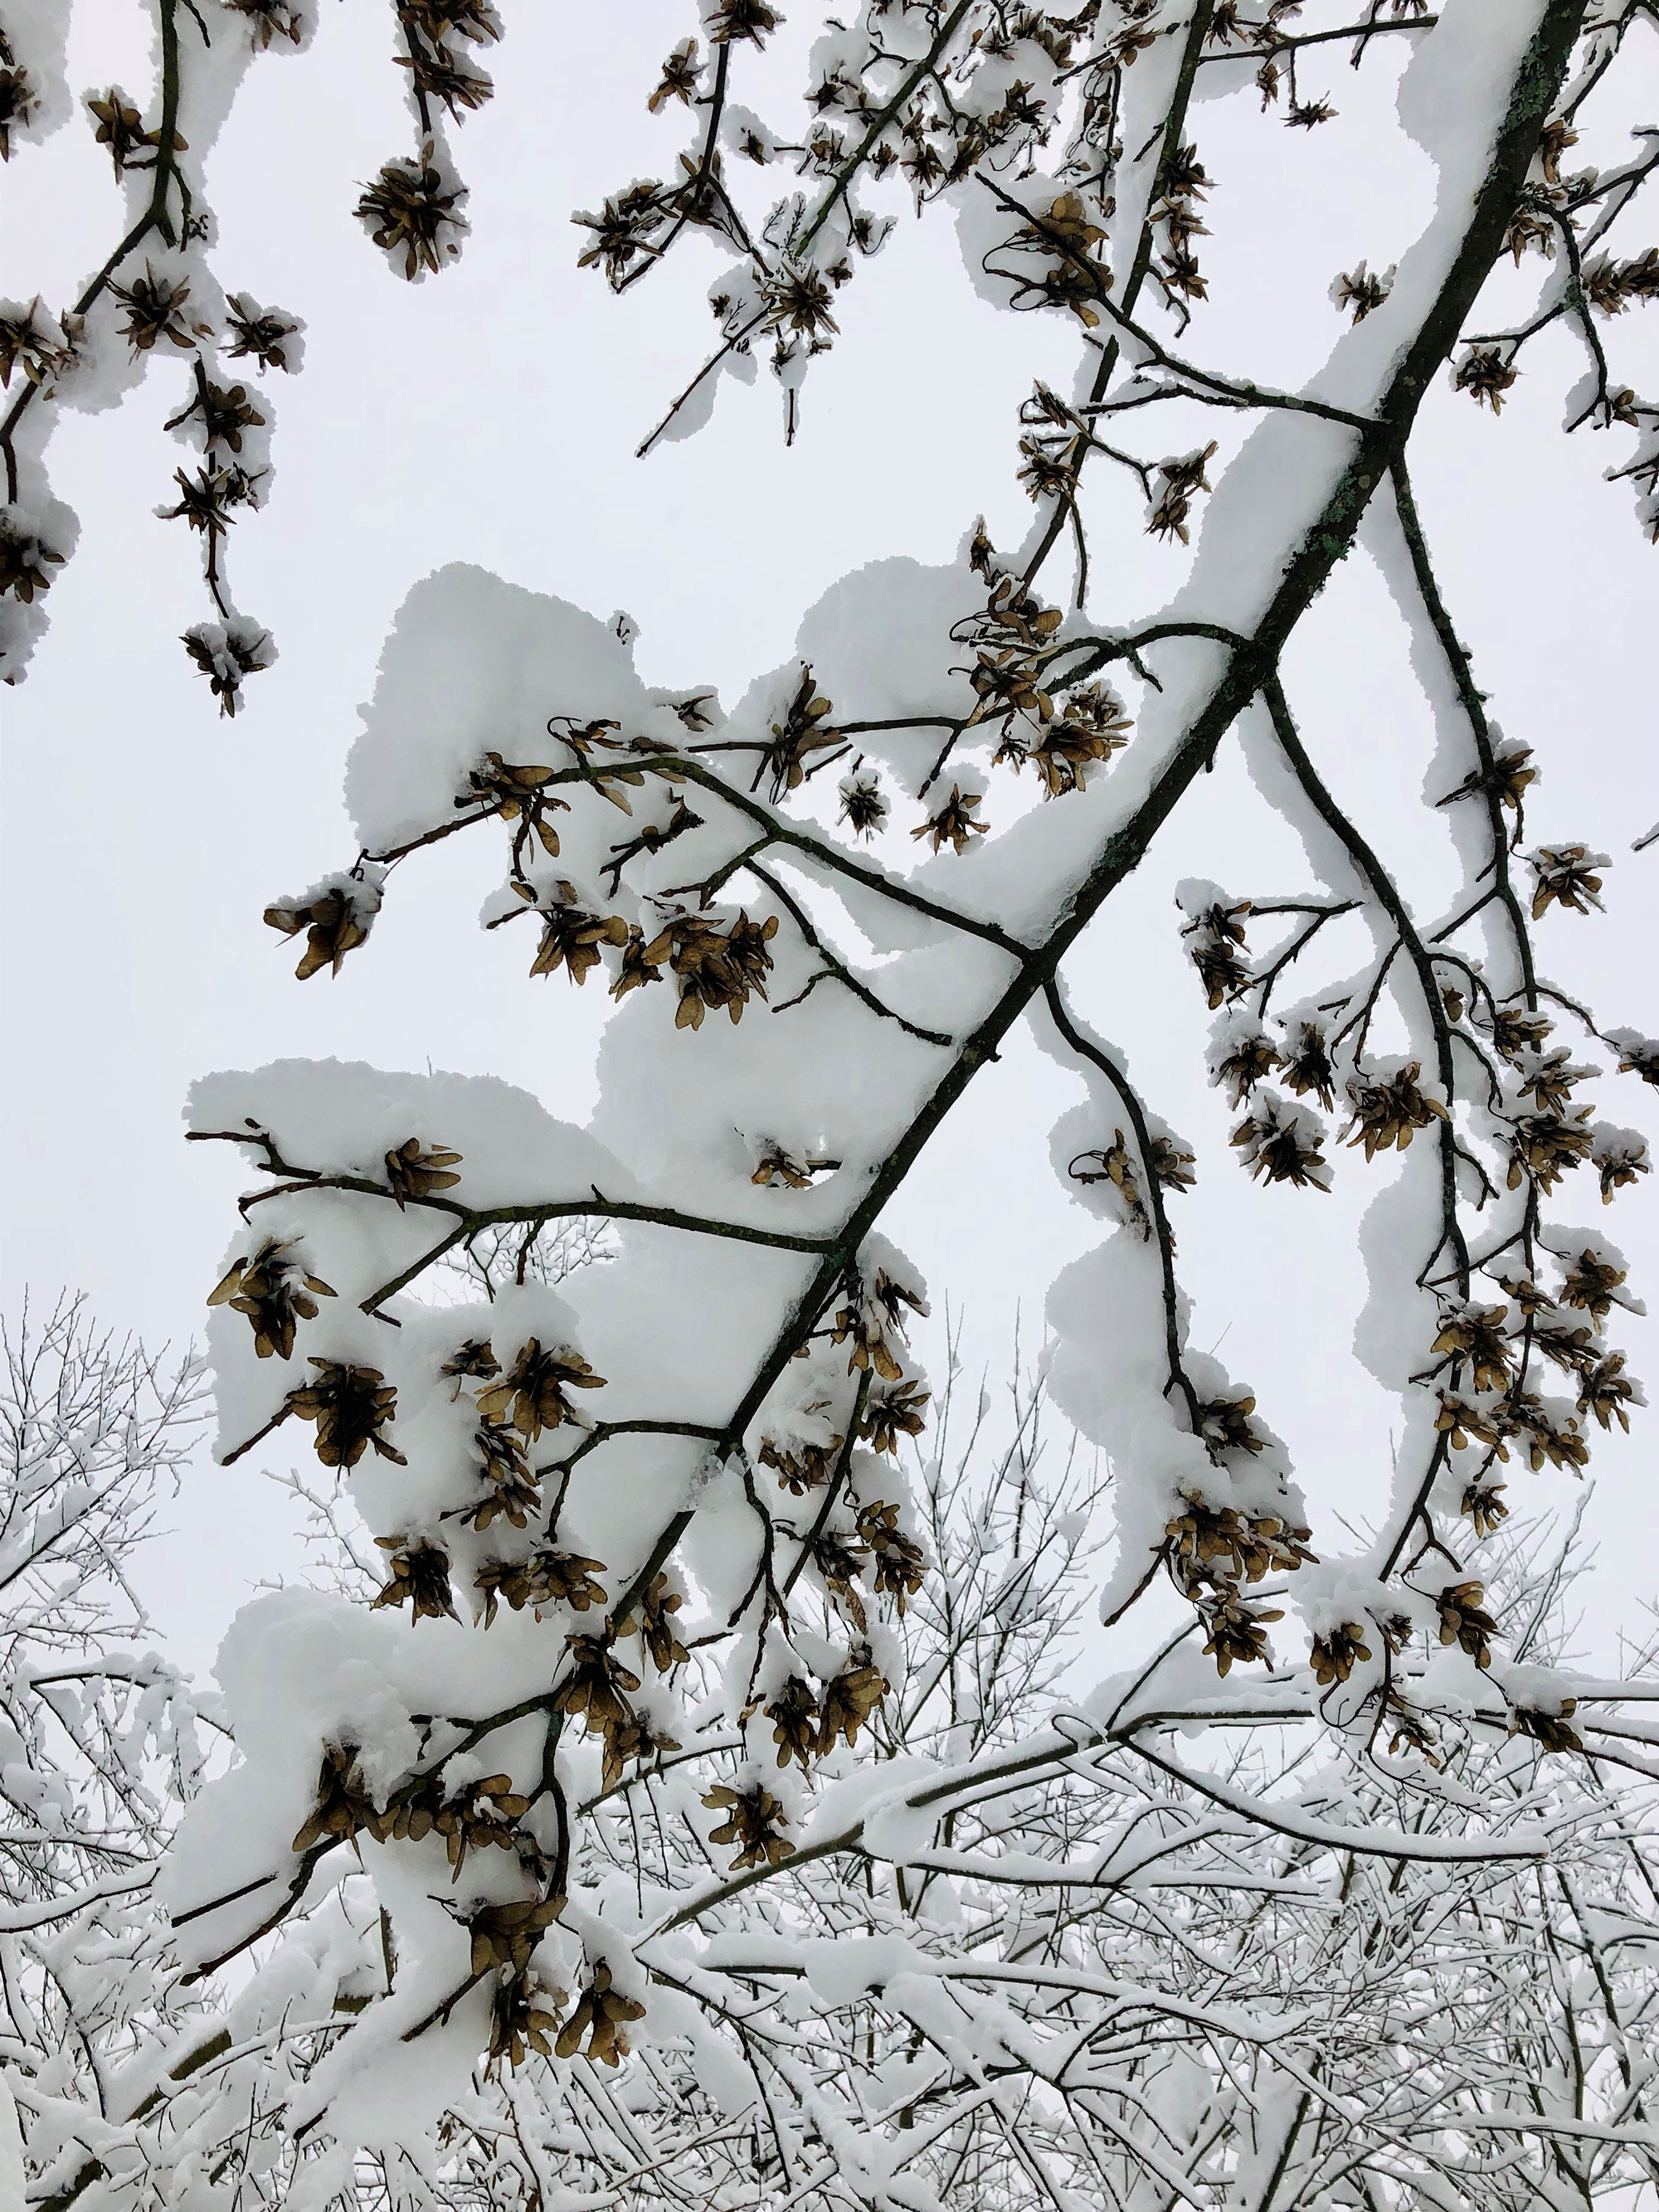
3, 2, 1657, 1680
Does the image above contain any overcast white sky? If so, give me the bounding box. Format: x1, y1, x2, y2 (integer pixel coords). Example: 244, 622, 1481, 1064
2, 2, 1657, 1681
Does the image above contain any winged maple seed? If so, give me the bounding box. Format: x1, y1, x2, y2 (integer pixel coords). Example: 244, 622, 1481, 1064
1557, 1247, 1632, 1324
356, 143, 469, 280
285, 1359, 406, 1468
476, 1339, 605, 1438
473, 1543, 609, 1626
555, 1635, 640, 1734
371, 1539, 460, 1624
291, 1742, 382, 1854
1434, 1393, 1514, 1457
224, 292, 301, 368
751, 1144, 839, 1189
264, 881, 379, 980
109, 266, 197, 353
379, 1771, 530, 1880
1215, 1028, 1279, 1107
0, 515, 62, 604
1164, 1495, 1313, 1597
1148, 1134, 1197, 1195
457, 751, 568, 858
1007, 189, 1112, 325
854, 1501, 926, 1613
1069, 1132, 1150, 1232
0, 300, 77, 393
163, 377, 266, 455
912, 785, 988, 856
1512, 1701, 1584, 1755
816, 1651, 889, 1753
1198, 1393, 1266, 1461
1511, 1047, 1594, 1114
440, 1337, 500, 1398
1429, 1304, 1512, 1393
1343, 1063, 1449, 1160
625, 910, 779, 1029
0, 41, 35, 160
1384, 1689, 1443, 1767
449, 1422, 540, 1534
703, 1781, 795, 1872
1436, 1581, 1499, 1668
1528, 843, 1608, 918
1506, 1394, 1589, 1474
764, 1676, 820, 1770
1199, 1587, 1282, 1677
488, 1969, 565, 2072
1506, 1107, 1595, 1193
1026, 715, 1130, 799
466, 1895, 563, 1980
1462, 1480, 1511, 1538
1579, 1353, 1641, 1433
806, 1530, 870, 1631
1148, 443, 1218, 544
1182, 901, 1252, 1007
207, 1237, 335, 1361
398, 41, 494, 120
1331, 260, 1393, 323
384, 1136, 463, 1206
838, 768, 888, 839
832, 1268, 927, 1383
1593, 1134, 1650, 1203
615, 1573, 690, 1673
1230, 1096, 1331, 1189
1455, 344, 1519, 414
522, 885, 630, 985
758, 1432, 840, 1493
182, 620, 274, 717
648, 36, 701, 112
757, 664, 841, 799
601, 1717, 680, 1792
860, 1387, 926, 1468
1311, 1621, 1373, 1688
555, 1963, 645, 2067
